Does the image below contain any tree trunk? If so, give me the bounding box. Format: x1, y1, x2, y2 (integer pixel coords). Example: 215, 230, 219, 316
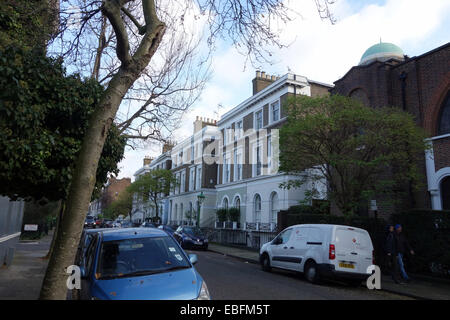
43, 200, 64, 260
39, 0, 166, 299
39, 68, 139, 300
154, 196, 159, 219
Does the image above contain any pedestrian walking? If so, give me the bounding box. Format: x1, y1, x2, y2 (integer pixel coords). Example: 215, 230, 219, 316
384, 224, 400, 283
394, 224, 414, 283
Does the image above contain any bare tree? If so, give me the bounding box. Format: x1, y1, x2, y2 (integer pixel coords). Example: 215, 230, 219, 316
39, 0, 335, 300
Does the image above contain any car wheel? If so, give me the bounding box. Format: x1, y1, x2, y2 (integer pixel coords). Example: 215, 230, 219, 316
304, 261, 320, 284
261, 253, 272, 272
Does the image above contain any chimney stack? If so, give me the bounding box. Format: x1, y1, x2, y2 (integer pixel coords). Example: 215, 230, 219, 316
162, 141, 174, 153
252, 70, 277, 95
143, 156, 153, 166
194, 116, 218, 134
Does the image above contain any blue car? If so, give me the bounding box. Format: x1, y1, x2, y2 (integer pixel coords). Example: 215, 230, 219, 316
77, 228, 210, 300
173, 226, 208, 250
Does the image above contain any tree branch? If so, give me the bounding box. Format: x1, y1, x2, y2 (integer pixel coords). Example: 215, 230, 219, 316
102, 0, 132, 66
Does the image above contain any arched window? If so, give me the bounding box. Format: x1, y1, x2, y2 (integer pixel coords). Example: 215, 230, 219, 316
180, 203, 184, 221
234, 196, 241, 210
270, 192, 279, 224
253, 194, 261, 223
187, 202, 193, 223
174, 204, 178, 221
349, 88, 370, 106
222, 197, 229, 209
438, 92, 450, 135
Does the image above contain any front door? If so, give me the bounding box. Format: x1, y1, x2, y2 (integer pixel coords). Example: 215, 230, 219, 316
270, 228, 293, 269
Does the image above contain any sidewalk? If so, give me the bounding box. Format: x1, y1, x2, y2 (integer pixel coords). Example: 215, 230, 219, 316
0, 231, 53, 300
208, 243, 450, 300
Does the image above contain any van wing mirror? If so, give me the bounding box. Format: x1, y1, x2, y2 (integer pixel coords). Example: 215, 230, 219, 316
189, 254, 198, 265
79, 266, 87, 279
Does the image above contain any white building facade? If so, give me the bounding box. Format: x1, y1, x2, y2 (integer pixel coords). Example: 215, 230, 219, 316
215, 72, 332, 232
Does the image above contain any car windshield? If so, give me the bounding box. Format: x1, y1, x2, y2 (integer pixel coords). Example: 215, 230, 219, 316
97, 236, 190, 279
184, 227, 203, 237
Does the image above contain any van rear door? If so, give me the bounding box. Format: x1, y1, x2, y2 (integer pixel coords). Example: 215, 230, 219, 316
333, 226, 373, 274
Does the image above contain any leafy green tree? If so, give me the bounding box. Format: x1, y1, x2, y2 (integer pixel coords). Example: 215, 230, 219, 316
128, 169, 177, 221
103, 189, 133, 220
0, 46, 126, 202
279, 94, 428, 216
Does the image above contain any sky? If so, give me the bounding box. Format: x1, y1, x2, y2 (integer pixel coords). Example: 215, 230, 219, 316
116, 0, 450, 181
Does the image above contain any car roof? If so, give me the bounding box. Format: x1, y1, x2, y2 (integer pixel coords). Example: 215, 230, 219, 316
99, 227, 169, 241
84, 228, 110, 234
289, 224, 367, 232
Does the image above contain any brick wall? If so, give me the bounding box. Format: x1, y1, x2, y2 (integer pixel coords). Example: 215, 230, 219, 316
102, 177, 131, 210
434, 137, 450, 172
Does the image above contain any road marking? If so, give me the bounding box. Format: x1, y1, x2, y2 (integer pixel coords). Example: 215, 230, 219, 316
0, 232, 21, 243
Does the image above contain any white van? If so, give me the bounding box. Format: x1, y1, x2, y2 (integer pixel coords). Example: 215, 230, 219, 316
259, 224, 374, 285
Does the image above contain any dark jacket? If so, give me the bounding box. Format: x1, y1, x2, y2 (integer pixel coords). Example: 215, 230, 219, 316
385, 232, 396, 255
394, 232, 412, 255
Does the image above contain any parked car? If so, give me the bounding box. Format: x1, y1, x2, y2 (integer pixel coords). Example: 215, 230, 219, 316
75, 228, 110, 267
120, 221, 132, 228
94, 218, 103, 228
102, 219, 114, 228
112, 221, 122, 228
157, 225, 175, 236
84, 216, 96, 229
141, 221, 156, 228
259, 224, 374, 286
173, 227, 208, 250
76, 228, 210, 300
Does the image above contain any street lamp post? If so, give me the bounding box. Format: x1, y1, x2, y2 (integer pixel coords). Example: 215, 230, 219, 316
197, 192, 206, 227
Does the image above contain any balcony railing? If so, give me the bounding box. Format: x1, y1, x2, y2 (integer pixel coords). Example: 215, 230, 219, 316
215, 221, 240, 230
245, 222, 277, 232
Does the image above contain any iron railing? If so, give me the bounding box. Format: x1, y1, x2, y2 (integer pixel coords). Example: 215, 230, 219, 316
202, 227, 277, 250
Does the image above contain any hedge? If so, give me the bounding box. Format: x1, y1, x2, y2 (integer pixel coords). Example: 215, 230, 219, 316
391, 209, 450, 277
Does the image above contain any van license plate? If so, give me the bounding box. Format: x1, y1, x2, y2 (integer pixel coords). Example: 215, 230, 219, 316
339, 263, 355, 269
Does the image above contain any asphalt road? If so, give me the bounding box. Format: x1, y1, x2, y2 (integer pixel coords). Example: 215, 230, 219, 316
189, 250, 413, 300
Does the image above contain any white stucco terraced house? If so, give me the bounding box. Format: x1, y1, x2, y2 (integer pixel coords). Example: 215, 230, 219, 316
130, 71, 333, 232
214, 71, 332, 232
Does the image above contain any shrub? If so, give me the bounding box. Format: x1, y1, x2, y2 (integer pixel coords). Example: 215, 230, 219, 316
228, 207, 240, 222
391, 209, 450, 276
216, 208, 228, 222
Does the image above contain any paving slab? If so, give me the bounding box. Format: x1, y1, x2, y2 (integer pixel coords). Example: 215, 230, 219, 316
0, 232, 53, 300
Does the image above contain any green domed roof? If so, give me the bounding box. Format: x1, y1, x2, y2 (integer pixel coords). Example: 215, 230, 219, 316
359, 42, 404, 65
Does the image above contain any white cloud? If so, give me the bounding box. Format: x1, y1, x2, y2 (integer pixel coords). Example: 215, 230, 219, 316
117, 0, 450, 179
